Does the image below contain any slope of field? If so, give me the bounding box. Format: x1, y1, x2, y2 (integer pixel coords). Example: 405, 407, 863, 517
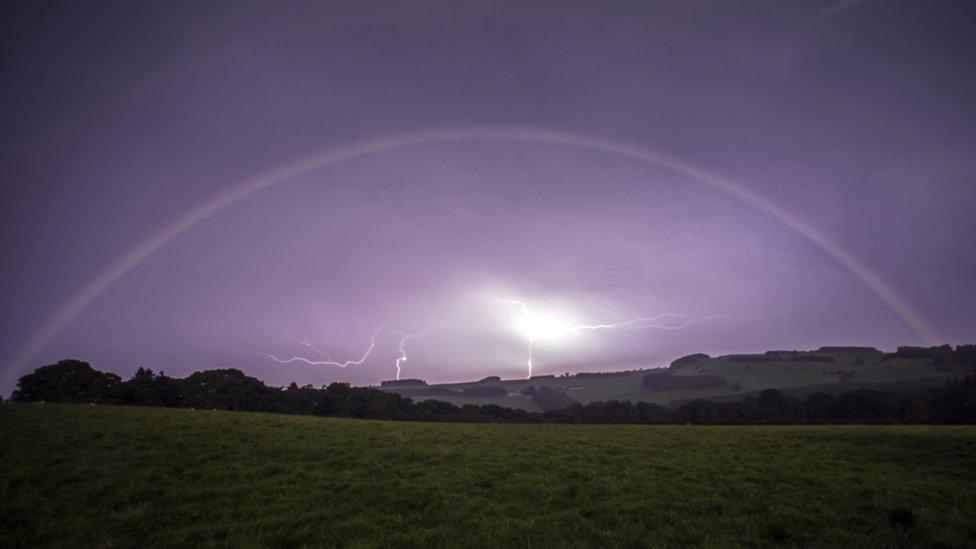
2, 404, 976, 547
384, 350, 969, 410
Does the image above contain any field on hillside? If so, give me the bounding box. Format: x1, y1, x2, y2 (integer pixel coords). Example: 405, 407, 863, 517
385, 350, 968, 411
3, 406, 976, 547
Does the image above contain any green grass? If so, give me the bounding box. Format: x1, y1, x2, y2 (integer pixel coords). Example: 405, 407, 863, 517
2, 404, 976, 547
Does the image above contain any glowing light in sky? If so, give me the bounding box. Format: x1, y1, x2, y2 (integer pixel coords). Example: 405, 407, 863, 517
3, 127, 940, 392
244, 297, 718, 382
499, 298, 717, 378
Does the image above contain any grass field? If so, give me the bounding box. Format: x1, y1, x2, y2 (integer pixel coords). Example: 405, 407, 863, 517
2, 404, 976, 547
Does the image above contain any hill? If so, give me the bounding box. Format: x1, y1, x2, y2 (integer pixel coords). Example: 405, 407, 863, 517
381, 346, 975, 411
2, 404, 976, 546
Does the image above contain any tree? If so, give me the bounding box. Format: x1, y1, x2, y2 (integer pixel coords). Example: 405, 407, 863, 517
179, 369, 276, 411
12, 360, 121, 403
119, 368, 183, 407
805, 392, 835, 422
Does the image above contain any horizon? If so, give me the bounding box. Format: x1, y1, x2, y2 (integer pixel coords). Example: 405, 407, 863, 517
10, 340, 969, 397
3, 1, 975, 394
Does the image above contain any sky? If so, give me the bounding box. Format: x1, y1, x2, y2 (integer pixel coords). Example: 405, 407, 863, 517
1, 0, 974, 393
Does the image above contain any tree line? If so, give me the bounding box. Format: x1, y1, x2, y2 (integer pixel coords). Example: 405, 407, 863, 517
6, 359, 976, 424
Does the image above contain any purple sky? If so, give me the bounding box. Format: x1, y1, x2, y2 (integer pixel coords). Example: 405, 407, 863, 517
2, 0, 974, 393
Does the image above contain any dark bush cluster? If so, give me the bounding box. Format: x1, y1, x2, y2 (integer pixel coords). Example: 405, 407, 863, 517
9, 359, 976, 425
727, 354, 779, 364
817, 346, 881, 354
574, 369, 648, 378
379, 379, 427, 387
545, 381, 976, 424
883, 344, 976, 368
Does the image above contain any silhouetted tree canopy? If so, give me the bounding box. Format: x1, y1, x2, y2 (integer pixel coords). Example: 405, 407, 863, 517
9, 359, 976, 425
11, 360, 121, 403
380, 379, 427, 387
817, 346, 881, 354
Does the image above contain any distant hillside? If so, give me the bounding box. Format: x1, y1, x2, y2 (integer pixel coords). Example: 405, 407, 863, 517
380, 344, 976, 411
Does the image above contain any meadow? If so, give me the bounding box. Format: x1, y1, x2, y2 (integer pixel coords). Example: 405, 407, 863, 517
2, 404, 975, 547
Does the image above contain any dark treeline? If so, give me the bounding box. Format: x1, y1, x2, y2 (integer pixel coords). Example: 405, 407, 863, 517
7, 359, 976, 424
886, 344, 976, 367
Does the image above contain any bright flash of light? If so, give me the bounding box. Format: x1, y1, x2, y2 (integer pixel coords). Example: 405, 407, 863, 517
499, 299, 717, 378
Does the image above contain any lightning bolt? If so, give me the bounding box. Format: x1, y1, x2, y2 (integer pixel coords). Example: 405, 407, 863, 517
572, 312, 721, 331
253, 326, 387, 368
249, 318, 459, 379
500, 299, 538, 378
500, 299, 717, 378
298, 340, 331, 360
390, 317, 461, 380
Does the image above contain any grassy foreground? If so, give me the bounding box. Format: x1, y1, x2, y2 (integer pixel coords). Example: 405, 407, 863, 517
2, 405, 975, 547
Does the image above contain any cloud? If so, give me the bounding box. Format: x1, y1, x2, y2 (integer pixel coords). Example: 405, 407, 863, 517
825, 0, 875, 14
